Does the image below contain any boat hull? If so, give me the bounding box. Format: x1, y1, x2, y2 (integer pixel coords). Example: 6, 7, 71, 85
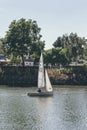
27, 92, 53, 97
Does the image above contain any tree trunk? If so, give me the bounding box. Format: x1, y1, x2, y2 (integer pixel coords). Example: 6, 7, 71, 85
22, 55, 25, 67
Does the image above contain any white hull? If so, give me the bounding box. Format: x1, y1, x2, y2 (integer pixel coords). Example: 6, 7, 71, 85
27, 91, 53, 97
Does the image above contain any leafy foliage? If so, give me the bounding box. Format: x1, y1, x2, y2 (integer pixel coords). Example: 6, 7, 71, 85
53, 33, 87, 62
2, 18, 45, 65
0, 39, 4, 54
44, 48, 68, 66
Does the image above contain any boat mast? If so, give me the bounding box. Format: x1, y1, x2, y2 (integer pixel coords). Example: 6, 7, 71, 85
38, 53, 45, 89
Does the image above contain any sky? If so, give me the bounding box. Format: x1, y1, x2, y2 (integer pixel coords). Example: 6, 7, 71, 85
0, 0, 87, 50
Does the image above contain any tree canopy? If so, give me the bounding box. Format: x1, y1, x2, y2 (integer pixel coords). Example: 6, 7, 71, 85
53, 33, 87, 62
1, 23, 87, 66
2, 18, 45, 65
43, 33, 87, 66
0, 40, 4, 54
43, 47, 68, 66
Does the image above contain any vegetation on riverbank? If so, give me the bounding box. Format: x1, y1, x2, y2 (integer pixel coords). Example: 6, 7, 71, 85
0, 18, 87, 87
0, 65, 87, 86
47, 65, 87, 85
0, 66, 38, 86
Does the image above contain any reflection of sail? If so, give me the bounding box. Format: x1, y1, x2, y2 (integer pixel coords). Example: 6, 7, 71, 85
45, 69, 53, 92
38, 53, 45, 88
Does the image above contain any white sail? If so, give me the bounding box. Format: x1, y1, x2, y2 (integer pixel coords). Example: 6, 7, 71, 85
28, 53, 53, 96
38, 53, 45, 88
45, 69, 53, 92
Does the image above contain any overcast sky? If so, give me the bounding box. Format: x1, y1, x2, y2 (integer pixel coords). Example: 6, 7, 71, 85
0, 0, 87, 49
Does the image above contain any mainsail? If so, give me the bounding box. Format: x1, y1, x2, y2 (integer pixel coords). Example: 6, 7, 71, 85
27, 52, 53, 96
45, 69, 53, 92
38, 53, 45, 88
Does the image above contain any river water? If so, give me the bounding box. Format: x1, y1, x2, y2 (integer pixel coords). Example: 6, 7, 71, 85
0, 85, 87, 130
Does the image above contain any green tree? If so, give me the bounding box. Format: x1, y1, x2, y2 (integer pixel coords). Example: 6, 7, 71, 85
0, 39, 4, 54
43, 48, 68, 66
52, 47, 68, 66
43, 49, 53, 65
2, 18, 45, 65
53, 33, 87, 62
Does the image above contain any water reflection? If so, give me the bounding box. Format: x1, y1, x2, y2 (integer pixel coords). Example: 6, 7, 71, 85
0, 86, 87, 130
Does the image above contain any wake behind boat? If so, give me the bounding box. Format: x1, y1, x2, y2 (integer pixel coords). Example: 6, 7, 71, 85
27, 53, 53, 97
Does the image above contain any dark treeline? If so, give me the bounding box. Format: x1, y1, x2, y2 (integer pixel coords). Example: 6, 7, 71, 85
0, 66, 38, 86
0, 66, 87, 86
44, 33, 87, 66
0, 18, 87, 66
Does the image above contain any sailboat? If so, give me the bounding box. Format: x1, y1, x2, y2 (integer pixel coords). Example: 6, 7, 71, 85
27, 53, 53, 97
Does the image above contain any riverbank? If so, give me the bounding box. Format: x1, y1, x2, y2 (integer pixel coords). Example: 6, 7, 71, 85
47, 66, 87, 85
0, 65, 87, 86
0, 66, 38, 86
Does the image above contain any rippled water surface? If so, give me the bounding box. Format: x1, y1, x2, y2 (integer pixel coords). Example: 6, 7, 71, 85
0, 85, 87, 130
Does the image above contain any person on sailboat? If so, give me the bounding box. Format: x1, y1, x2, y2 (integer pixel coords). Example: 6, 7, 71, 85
37, 89, 41, 93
